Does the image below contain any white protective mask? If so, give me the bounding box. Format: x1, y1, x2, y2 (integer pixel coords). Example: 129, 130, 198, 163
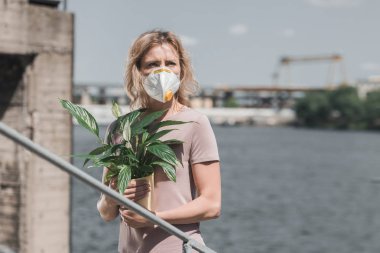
143, 67, 180, 103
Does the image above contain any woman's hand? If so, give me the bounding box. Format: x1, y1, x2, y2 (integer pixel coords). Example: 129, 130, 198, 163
102, 177, 119, 205
118, 180, 151, 228
97, 177, 120, 221
119, 208, 155, 228
122, 179, 150, 202
104, 177, 150, 203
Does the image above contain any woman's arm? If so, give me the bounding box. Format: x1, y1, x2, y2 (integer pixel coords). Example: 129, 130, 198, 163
157, 161, 221, 223
97, 193, 119, 222
120, 161, 221, 227
97, 168, 120, 222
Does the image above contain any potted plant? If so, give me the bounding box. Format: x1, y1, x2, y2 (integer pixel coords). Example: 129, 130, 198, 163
60, 99, 186, 211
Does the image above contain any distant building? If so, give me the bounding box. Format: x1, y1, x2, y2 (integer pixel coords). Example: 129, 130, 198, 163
355, 76, 380, 99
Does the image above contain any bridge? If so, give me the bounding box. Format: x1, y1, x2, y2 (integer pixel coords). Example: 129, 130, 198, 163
73, 82, 342, 109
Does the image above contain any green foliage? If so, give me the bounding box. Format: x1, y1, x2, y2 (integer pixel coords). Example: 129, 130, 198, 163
295, 86, 380, 130
295, 92, 330, 127
59, 99, 100, 140
117, 165, 132, 194
328, 86, 365, 129
152, 161, 176, 182
147, 144, 177, 166
112, 100, 122, 118
60, 99, 187, 194
224, 97, 239, 108
364, 90, 380, 130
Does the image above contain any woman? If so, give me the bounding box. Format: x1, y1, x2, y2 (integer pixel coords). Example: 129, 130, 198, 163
97, 30, 221, 253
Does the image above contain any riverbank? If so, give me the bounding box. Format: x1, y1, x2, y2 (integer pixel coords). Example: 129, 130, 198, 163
295, 86, 380, 131
80, 104, 296, 126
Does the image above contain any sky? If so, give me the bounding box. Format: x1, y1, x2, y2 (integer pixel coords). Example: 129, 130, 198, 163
67, 0, 380, 88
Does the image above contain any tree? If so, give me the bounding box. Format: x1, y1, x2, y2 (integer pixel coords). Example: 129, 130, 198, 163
328, 86, 366, 129
295, 92, 330, 127
294, 86, 373, 130
224, 96, 240, 108
364, 90, 380, 130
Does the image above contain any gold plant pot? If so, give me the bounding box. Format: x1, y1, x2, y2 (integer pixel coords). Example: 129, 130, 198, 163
135, 173, 154, 211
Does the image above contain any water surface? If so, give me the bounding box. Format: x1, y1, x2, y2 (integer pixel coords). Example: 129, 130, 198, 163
72, 126, 380, 253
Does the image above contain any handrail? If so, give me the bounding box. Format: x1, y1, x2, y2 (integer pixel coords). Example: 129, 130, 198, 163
0, 122, 217, 253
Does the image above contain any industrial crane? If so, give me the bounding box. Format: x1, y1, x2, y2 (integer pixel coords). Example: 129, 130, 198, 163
272, 54, 347, 88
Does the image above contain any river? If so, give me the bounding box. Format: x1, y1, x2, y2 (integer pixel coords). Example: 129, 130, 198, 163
71, 125, 380, 253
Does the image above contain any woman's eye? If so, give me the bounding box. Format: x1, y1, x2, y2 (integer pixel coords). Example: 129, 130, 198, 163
167, 61, 176, 66
147, 63, 158, 68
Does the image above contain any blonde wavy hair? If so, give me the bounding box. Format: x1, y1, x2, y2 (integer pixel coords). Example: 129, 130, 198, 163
124, 29, 198, 109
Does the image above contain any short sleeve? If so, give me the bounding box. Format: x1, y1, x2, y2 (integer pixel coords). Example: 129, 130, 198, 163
190, 114, 220, 164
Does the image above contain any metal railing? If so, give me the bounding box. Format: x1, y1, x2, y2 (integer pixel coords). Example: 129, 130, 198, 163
0, 122, 217, 253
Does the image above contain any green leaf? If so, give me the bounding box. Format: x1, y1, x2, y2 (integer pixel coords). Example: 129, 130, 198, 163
132, 110, 166, 132
71, 152, 106, 168
152, 120, 189, 131
141, 132, 149, 144
99, 155, 119, 163
112, 100, 122, 118
153, 161, 176, 182
117, 146, 139, 163
147, 129, 175, 143
133, 127, 147, 136
135, 165, 154, 178
128, 109, 144, 123
105, 168, 119, 184
163, 139, 184, 145
83, 145, 111, 167
117, 165, 132, 194
70, 153, 96, 159
147, 144, 178, 166
125, 153, 139, 163
119, 109, 143, 128
90, 157, 113, 168
71, 153, 98, 166
60, 99, 100, 138
110, 144, 127, 154
116, 109, 144, 139
122, 119, 131, 142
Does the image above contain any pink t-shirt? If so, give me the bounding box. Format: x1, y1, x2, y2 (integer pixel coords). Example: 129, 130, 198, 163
108, 107, 220, 253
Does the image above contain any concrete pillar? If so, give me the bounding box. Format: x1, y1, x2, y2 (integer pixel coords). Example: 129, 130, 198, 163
0, 2, 73, 253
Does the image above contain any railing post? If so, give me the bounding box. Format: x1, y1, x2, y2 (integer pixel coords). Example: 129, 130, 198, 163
183, 241, 193, 253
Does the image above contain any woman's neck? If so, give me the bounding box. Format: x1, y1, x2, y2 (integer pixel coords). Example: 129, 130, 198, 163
146, 98, 184, 120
